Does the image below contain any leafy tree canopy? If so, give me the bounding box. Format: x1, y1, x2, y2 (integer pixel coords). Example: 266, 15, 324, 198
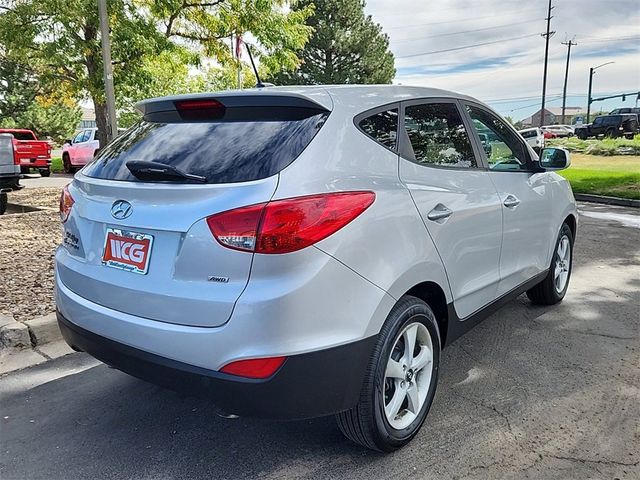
0, 0, 313, 144
268, 0, 395, 85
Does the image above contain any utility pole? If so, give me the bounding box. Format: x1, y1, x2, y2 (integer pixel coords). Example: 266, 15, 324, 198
561, 39, 576, 125
539, 0, 555, 127
98, 0, 118, 144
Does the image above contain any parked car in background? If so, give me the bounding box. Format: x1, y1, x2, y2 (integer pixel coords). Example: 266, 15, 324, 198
609, 107, 640, 116
518, 127, 545, 153
56, 86, 577, 452
0, 129, 52, 177
478, 132, 492, 156
0, 133, 22, 215
542, 125, 573, 138
574, 114, 639, 139
62, 127, 125, 173
556, 124, 575, 134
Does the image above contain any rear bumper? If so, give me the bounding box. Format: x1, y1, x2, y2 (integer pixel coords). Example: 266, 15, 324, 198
58, 311, 375, 420
19, 158, 51, 168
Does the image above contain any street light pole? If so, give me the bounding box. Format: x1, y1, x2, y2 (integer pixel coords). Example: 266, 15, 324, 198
586, 67, 594, 124
586, 61, 615, 124
98, 0, 118, 143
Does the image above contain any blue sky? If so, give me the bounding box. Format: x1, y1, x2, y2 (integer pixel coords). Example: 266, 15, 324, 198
364, 0, 640, 121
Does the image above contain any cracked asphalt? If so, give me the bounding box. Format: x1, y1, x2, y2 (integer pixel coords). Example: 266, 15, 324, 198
1, 203, 639, 480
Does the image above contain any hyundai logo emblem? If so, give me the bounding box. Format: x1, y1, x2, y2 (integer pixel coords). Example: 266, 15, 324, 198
111, 200, 132, 219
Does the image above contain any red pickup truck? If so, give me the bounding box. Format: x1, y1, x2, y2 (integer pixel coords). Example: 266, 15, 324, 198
0, 129, 52, 177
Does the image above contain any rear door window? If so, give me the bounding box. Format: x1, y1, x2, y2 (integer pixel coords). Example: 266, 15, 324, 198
403, 102, 477, 168
83, 107, 328, 184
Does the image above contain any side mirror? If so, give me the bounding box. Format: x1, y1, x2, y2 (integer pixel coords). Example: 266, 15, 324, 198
64, 139, 72, 145
540, 147, 571, 170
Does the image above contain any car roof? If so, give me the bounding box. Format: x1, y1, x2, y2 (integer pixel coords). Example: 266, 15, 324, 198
137, 85, 483, 115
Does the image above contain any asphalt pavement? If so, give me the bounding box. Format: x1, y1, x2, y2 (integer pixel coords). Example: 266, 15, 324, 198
1, 204, 639, 480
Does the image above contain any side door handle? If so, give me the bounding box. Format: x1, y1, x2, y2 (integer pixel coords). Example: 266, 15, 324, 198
503, 194, 521, 208
427, 203, 453, 222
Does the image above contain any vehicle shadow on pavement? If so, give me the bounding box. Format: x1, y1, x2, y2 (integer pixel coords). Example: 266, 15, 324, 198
2, 271, 638, 480
3, 216, 639, 479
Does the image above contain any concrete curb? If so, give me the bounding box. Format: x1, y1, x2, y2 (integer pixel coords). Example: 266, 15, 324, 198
575, 194, 640, 208
0, 312, 73, 375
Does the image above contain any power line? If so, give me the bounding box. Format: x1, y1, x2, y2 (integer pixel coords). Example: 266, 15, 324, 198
397, 33, 540, 59
391, 19, 540, 44
385, 9, 540, 30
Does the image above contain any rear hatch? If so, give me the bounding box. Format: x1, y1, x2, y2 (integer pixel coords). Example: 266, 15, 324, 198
6, 131, 51, 161
58, 92, 330, 327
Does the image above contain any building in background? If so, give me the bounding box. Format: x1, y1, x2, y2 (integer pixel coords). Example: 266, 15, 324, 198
521, 106, 585, 126
79, 107, 96, 129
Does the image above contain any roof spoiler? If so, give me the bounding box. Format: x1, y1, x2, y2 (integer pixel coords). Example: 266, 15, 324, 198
136, 93, 331, 117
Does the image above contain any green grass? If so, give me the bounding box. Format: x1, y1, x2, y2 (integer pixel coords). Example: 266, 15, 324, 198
51, 157, 63, 173
558, 153, 640, 199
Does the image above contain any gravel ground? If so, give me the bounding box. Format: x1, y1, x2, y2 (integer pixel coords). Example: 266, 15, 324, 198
0, 188, 61, 321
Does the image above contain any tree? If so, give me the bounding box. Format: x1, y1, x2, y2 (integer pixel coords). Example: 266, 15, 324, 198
504, 116, 525, 131
268, 0, 395, 85
0, 53, 81, 142
0, 0, 313, 146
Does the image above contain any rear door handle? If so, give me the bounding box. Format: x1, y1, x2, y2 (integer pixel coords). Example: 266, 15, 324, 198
427, 203, 453, 221
503, 194, 521, 208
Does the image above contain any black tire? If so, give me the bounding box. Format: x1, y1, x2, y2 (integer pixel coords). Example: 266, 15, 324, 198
39, 168, 51, 177
20, 166, 30, 175
0, 192, 7, 215
62, 154, 75, 174
527, 223, 574, 305
576, 131, 587, 140
336, 296, 441, 452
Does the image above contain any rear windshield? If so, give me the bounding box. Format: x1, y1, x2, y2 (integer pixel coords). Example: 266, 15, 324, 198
2, 131, 35, 141
83, 107, 328, 184
520, 130, 538, 138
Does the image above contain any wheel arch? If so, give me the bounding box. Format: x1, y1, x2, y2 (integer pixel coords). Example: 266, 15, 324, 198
403, 281, 449, 347
564, 213, 577, 240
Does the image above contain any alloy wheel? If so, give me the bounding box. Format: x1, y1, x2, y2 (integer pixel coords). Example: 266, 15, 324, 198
383, 321, 434, 430
554, 235, 571, 293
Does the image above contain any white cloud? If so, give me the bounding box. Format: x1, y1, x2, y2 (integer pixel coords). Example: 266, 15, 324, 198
365, 0, 640, 118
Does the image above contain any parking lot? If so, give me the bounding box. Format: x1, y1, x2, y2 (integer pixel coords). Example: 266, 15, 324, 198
1, 190, 638, 480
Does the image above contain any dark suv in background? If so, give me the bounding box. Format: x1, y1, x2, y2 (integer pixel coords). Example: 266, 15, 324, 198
575, 114, 639, 139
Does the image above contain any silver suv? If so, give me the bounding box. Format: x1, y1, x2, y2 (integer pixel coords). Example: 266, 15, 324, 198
55, 86, 577, 452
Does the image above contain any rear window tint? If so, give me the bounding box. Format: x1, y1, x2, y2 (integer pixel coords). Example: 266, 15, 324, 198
2, 131, 35, 141
358, 109, 398, 149
83, 107, 328, 184
520, 130, 538, 138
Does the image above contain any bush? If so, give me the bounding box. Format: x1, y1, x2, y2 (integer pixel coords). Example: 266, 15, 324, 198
547, 135, 640, 156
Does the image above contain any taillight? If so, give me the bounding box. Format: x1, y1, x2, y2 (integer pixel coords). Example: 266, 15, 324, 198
220, 356, 286, 379
59, 185, 74, 223
206, 191, 375, 254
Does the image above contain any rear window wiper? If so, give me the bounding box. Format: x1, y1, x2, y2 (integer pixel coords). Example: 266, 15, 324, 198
126, 160, 207, 183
